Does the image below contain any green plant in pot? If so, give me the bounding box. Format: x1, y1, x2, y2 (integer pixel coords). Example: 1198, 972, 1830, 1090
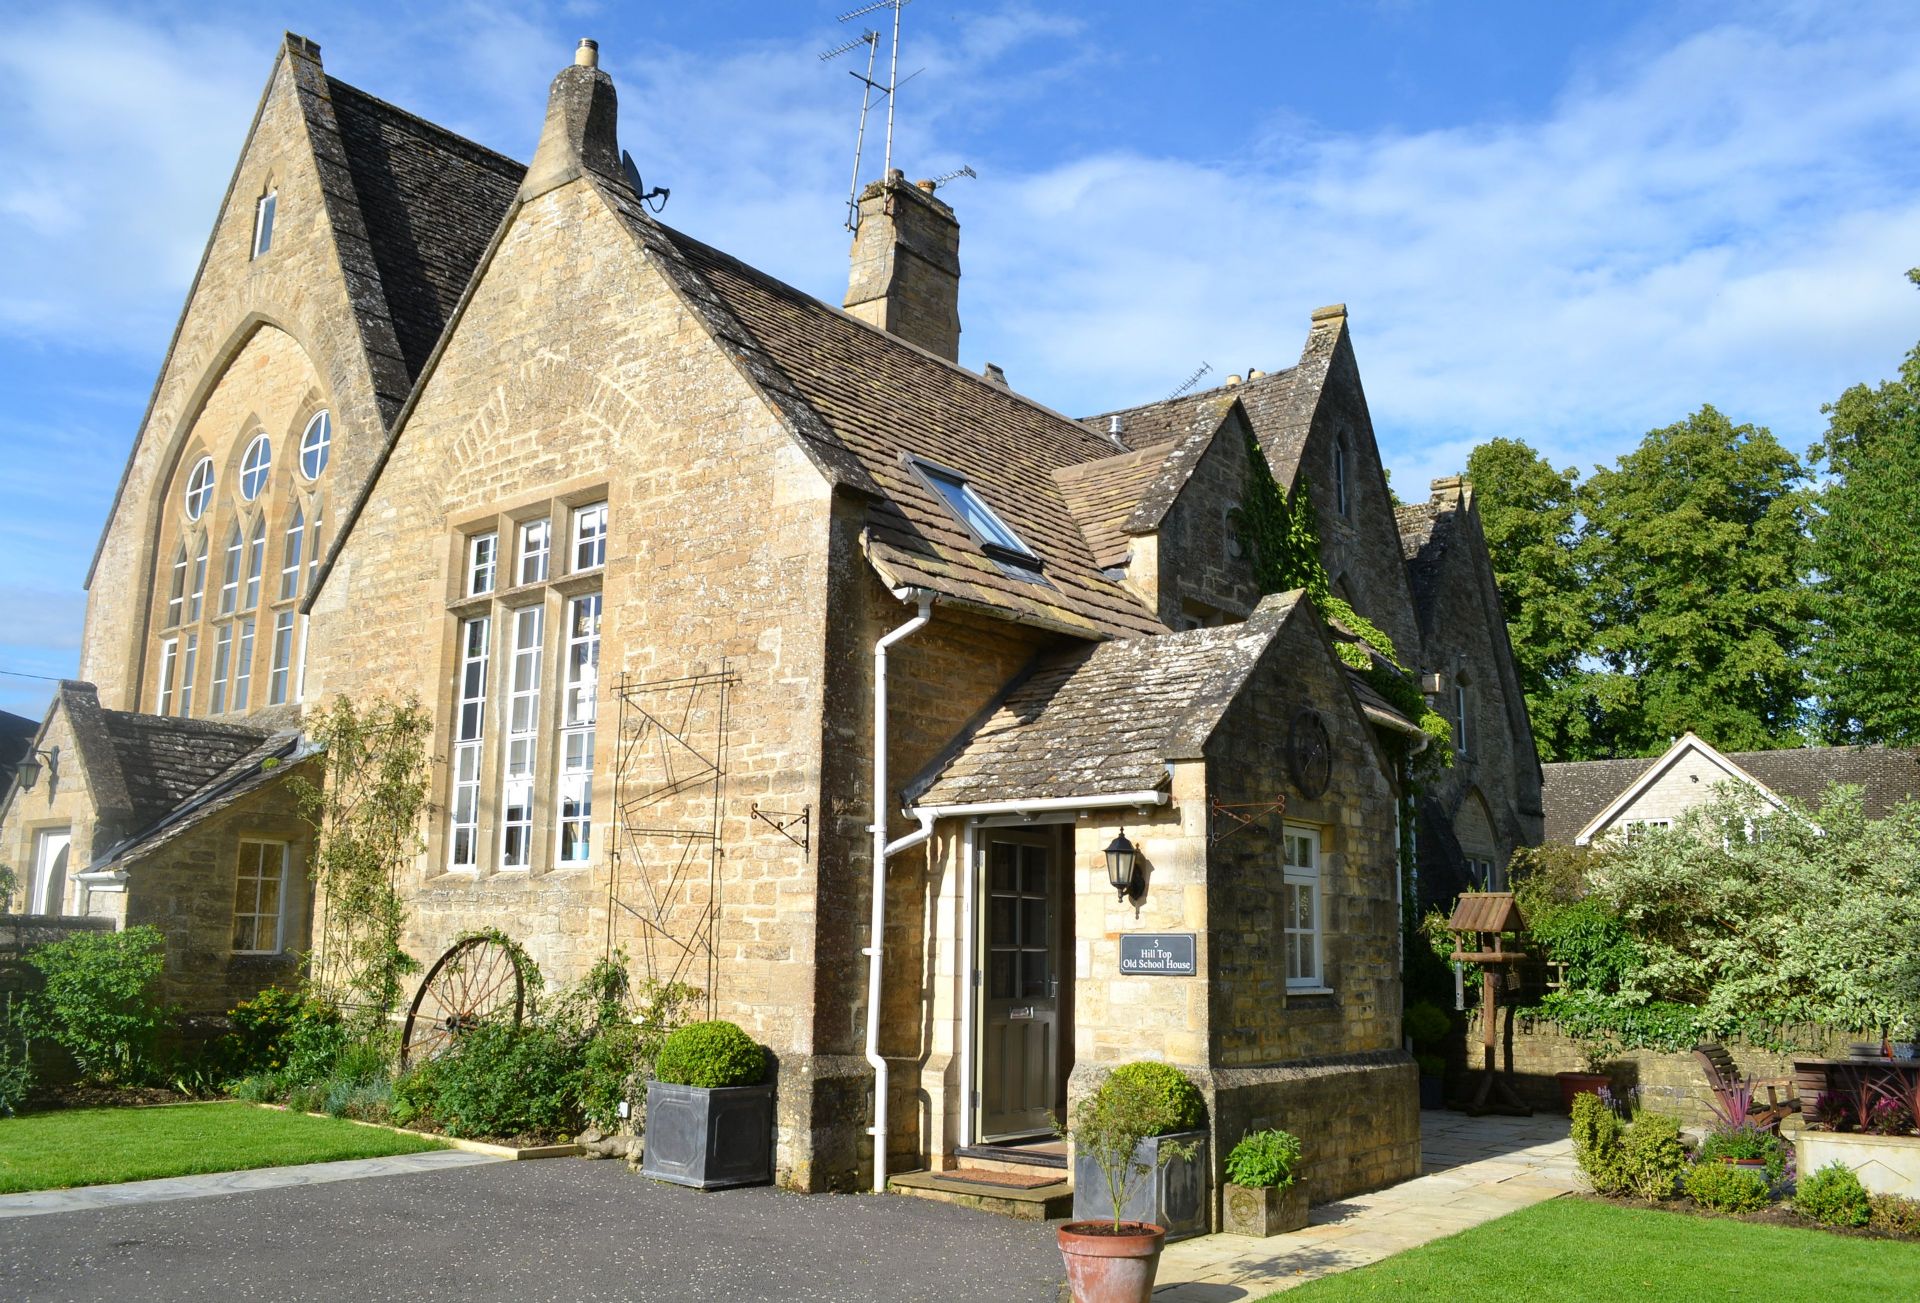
1221, 1128, 1307, 1237
1403, 1001, 1452, 1109
639, 1019, 773, 1190
1059, 1063, 1205, 1303
1555, 1030, 1614, 1115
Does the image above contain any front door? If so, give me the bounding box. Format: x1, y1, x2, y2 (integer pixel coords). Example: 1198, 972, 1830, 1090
979, 833, 1060, 1140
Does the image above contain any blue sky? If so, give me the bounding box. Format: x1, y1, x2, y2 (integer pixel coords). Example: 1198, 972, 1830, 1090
2, 1, 1917, 716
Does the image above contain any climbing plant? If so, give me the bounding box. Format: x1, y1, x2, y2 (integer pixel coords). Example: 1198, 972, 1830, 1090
292, 694, 433, 1026
1232, 426, 1452, 765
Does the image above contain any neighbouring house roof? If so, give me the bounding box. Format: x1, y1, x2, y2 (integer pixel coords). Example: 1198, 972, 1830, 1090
908, 592, 1316, 806
1394, 499, 1457, 633
1084, 366, 1324, 492
324, 78, 524, 381
0, 709, 34, 778
1542, 732, 1920, 844
1050, 398, 1236, 572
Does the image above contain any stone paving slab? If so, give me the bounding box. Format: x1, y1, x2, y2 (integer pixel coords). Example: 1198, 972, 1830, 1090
0, 1149, 500, 1219
1151, 1110, 1578, 1300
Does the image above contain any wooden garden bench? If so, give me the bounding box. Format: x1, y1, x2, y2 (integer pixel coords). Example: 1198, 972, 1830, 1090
1694, 1043, 1797, 1129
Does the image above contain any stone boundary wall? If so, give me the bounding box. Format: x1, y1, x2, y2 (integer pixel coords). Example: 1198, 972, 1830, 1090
1451, 1009, 1859, 1128
0, 913, 114, 957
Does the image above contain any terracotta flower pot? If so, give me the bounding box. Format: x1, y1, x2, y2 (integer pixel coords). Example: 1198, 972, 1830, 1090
1556, 1071, 1609, 1114
1057, 1221, 1166, 1303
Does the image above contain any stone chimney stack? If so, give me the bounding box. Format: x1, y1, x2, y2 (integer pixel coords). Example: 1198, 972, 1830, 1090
843, 170, 961, 361
520, 40, 620, 202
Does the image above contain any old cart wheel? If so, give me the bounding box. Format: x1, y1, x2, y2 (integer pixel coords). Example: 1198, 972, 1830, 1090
399, 935, 526, 1068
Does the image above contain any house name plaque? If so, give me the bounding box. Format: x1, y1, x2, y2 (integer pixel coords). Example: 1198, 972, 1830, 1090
1119, 933, 1197, 976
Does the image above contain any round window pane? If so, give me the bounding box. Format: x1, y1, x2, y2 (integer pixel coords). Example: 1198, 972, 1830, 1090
184, 456, 215, 520
240, 433, 271, 501
300, 411, 331, 479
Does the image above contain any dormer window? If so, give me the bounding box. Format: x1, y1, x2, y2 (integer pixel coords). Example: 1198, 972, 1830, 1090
253, 189, 277, 258
912, 459, 1042, 577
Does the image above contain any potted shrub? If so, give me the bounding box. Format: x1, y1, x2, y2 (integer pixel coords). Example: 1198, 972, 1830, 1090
1070, 1062, 1210, 1242
1058, 1067, 1200, 1303
1696, 1123, 1785, 1183
1403, 1001, 1451, 1109
639, 1019, 772, 1189
1221, 1128, 1307, 1236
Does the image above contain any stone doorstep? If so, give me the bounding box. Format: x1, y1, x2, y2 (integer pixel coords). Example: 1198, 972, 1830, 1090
887, 1170, 1074, 1222
252, 1103, 584, 1160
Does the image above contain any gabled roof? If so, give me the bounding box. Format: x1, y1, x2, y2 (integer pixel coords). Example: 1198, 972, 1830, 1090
324, 79, 524, 380
91, 730, 309, 870
632, 221, 1168, 639
1051, 397, 1237, 571
907, 592, 1311, 806
1543, 732, 1920, 844
1394, 498, 1456, 632
95, 709, 274, 835
1088, 368, 1299, 453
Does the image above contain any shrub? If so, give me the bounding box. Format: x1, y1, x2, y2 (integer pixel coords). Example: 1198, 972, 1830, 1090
1695, 1124, 1786, 1184
653, 1020, 766, 1089
579, 1023, 641, 1131
1684, 1160, 1771, 1213
1402, 1001, 1450, 1046
401, 1021, 584, 1139
1863, 1098, 1914, 1136
212, 987, 340, 1083
22, 925, 169, 1082
1070, 1068, 1199, 1231
1101, 1062, 1206, 1135
1620, 1112, 1688, 1201
1795, 1162, 1871, 1227
1869, 1192, 1920, 1236
1224, 1129, 1302, 1190
1571, 1092, 1629, 1195
1415, 1052, 1447, 1078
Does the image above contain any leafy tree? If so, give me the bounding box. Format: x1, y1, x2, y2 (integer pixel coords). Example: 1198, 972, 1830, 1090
1580, 406, 1811, 754
1464, 439, 1616, 760
1807, 278, 1920, 743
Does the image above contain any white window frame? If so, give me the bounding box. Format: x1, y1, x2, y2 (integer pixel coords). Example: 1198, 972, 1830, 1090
1621, 818, 1671, 845
571, 503, 607, 573
233, 618, 255, 711
556, 594, 600, 865
231, 839, 289, 954
244, 516, 266, 609
910, 459, 1038, 563
1282, 824, 1325, 992
240, 433, 271, 501
252, 189, 277, 259
30, 828, 71, 915
299, 411, 331, 480
210, 623, 232, 715
306, 506, 323, 595
517, 518, 551, 586
185, 456, 215, 521
166, 545, 187, 627
280, 505, 305, 601
178, 632, 198, 718
467, 531, 498, 597
499, 606, 545, 870
220, 525, 243, 615
157, 636, 179, 716
189, 535, 208, 621
268, 611, 295, 705
449, 616, 491, 870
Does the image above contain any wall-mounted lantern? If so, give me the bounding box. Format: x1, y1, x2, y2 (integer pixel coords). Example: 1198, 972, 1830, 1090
14, 745, 58, 793
1104, 829, 1139, 901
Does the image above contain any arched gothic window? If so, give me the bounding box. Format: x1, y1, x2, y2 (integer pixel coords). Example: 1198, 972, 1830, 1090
241, 434, 272, 501
244, 516, 267, 608
185, 457, 215, 521
281, 505, 305, 601
220, 524, 244, 615
166, 545, 187, 627
300, 412, 331, 479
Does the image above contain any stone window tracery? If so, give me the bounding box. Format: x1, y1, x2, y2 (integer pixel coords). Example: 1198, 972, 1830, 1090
299, 411, 331, 479
185, 457, 215, 521
241, 433, 272, 501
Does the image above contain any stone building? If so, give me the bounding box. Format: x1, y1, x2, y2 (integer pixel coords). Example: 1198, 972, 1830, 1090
0, 33, 1542, 1209
1544, 731, 1920, 845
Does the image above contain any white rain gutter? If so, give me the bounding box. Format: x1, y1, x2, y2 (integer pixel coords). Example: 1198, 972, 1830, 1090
866, 586, 934, 1194
907, 787, 1169, 1153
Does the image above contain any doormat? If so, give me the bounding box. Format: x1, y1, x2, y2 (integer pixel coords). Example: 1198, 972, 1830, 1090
934, 1168, 1062, 1190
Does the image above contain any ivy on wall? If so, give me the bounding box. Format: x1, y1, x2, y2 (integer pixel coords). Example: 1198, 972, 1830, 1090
1231, 425, 1453, 766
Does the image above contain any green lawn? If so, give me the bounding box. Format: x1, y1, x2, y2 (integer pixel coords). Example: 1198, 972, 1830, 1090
0, 1102, 445, 1194
1270, 1197, 1913, 1302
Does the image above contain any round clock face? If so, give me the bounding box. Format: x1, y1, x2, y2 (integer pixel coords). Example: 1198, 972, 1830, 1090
1288, 708, 1333, 799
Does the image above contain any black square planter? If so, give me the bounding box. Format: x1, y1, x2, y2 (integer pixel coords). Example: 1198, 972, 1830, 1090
1071, 1129, 1210, 1241
640, 1080, 774, 1189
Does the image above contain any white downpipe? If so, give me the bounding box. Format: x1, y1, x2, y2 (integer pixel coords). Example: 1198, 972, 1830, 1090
867, 588, 933, 1194
958, 819, 977, 1150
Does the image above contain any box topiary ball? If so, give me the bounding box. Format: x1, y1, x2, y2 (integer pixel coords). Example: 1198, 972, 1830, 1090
1101, 1061, 1207, 1134
654, 1020, 767, 1089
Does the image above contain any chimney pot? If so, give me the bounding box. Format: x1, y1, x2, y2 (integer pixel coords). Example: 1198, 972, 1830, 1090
1247, 368, 1265, 381
575, 38, 599, 68
1225, 374, 1242, 387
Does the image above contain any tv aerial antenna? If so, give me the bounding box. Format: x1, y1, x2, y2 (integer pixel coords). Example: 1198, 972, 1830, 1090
1167, 361, 1213, 401
927, 165, 976, 191
822, 0, 918, 232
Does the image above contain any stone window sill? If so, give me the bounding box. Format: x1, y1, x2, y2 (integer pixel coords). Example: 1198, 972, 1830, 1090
1287, 986, 1336, 997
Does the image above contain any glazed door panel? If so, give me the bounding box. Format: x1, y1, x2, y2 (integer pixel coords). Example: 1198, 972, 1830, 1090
979, 836, 1059, 1140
